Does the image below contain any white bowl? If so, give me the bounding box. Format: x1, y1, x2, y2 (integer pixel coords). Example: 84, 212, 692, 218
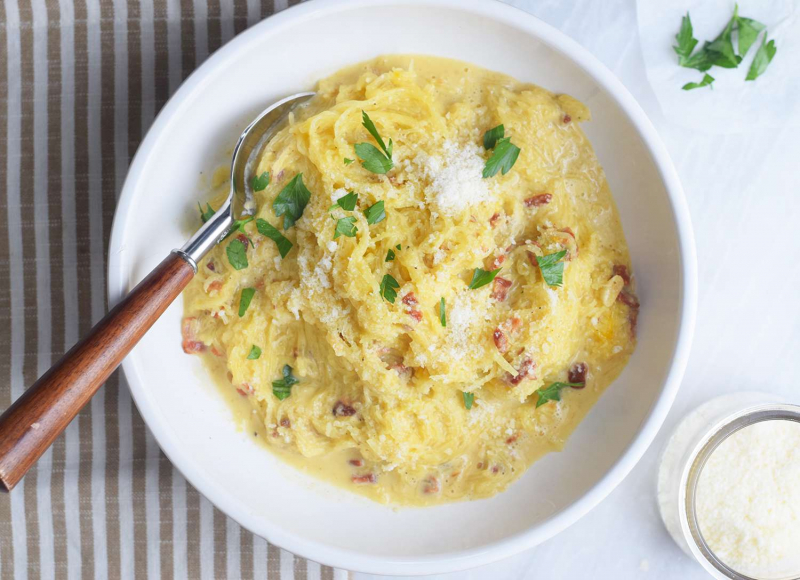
108, 0, 697, 574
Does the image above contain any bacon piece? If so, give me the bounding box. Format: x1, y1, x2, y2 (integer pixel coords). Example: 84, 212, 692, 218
500, 316, 522, 334
508, 358, 536, 386
236, 233, 249, 249
389, 363, 414, 381
491, 465, 501, 474
490, 253, 506, 270
279, 418, 291, 428
613, 264, 631, 286
563, 114, 572, 124
568, 362, 588, 388
491, 276, 512, 302
527, 251, 539, 268
348, 459, 364, 467
422, 476, 440, 494
489, 212, 501, 227
408, 309, 423, 322
524, 193, 552, 207
181, 317, 206, 354
332, 401, 357, 417
506, 433, 520, 445
210, 345, 224, 357
206, 260, 216, 272
617, 292, 640, 337
206, 279, 223, 294
493, 328, 509, 354
352, 473, 377, 485
401, 292, 418, 307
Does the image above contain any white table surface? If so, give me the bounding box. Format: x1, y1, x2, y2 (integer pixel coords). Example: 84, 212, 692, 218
354, 0, 800, 578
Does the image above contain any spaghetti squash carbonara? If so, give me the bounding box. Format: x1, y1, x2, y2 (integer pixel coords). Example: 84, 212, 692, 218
181, 55, 638, 506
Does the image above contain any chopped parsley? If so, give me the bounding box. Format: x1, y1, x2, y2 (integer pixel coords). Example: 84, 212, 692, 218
483, 124, 505, 150
535, 382, 584, 408
334, 216, 358, 239
385, 249, 395, 262
364, 200, 386, 225
272, 173, 312, 229
483, 137, 520, 178
198, 202, 215, 223
272, 365, 299, 401
379, 274, 400, 303
536, 250, 567, 287
226, 238, 248, 270
746, 36, 777, 81
343, 158, 354, 165
674, 7, 776, 85
439, 297, 446, 327
247, 345, 262, 360
250, 171, 270, 192
462, 391, 474, 410
255, 218, 292, 258
468, 267, 501, 290
238, 287, 255, 316
682, 73, 715, 91
355, 111, 393, 174
329, 191, 358, 212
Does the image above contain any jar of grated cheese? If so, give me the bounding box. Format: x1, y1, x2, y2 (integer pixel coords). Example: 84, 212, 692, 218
657, 393, 800, 580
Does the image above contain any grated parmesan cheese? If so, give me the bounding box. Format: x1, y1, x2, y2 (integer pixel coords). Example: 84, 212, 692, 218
412, 140, 495, 216
696, 420, 800, 578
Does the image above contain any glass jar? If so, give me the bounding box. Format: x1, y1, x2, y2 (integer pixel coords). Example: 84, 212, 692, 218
657, 392, 800, 580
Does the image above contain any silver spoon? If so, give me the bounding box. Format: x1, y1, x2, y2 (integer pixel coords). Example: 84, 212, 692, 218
0, 91, 315, 492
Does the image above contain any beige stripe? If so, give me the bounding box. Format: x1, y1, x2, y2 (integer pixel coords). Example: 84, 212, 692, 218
42, 1, 69, 575
268, 541, 281, 579
185, 485, 201, 579
70, 0, 96, 572
0, 0, 15, 574
294, 552, 308, 580
213, 508, 226, 579
18, 0, 44, 576
320, 565, 334, 580
239, 525, 254, 580
97, 0, 122, 573
179, 0, 195, 76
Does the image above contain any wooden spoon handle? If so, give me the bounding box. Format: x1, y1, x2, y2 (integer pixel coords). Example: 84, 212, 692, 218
0, 252, 195, 492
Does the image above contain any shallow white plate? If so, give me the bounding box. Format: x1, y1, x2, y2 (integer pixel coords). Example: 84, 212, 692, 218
108, 0, 697, 574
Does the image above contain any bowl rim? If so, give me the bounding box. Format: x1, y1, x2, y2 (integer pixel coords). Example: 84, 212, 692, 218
107, 0, 698, 574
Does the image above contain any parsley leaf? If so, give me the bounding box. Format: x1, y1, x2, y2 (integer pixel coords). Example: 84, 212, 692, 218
385, 249, 395, 262
272, 173, 312, 229
468, 267, 501, 290
483, 124, 505, 150
361, 111, 392, 158
255, 218, 293, 258
746, 36, 777, 81
272, 365, 299, 400
247, 345, 262, 360
536, 250, 567, 287
483, 137, 521, 178
463, 391, 474, 410
238, 287, 256, 317
250, 171, 270, 192
198, 202, 215, 223
334, 216, 358, 239
329, 191, 358, 211
396, 244, 402, 250
737, 16, 766, 57
222, 216, 254, 242
439, 297, 446, 327
379, 274, 400, 303
226, 238, 248, 270
364, 200, 386, 225
673, 13, 698, 65
703, 9, 741, 69
343, 158, 354, 165
682, 73, 715, 91
535, 382, 584, 408
354, 143, 393, 174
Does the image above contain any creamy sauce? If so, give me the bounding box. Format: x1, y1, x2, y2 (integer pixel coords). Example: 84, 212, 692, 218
183, 55, 637, 506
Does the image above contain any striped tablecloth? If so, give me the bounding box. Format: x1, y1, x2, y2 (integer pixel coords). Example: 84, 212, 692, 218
0, 1, 347, 578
